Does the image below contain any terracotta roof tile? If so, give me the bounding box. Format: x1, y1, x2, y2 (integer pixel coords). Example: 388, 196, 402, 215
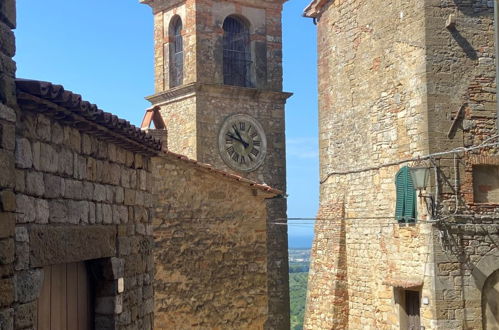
162, 150, 282, 196
16, 79, 162, 155
15, 79, 281, 196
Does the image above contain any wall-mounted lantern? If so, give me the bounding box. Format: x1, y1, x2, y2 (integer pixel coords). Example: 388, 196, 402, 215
409, 165, 435, 219
409, 166, 430, 190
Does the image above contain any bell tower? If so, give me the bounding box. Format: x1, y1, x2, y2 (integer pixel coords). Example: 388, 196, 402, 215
141, 0, 291, 328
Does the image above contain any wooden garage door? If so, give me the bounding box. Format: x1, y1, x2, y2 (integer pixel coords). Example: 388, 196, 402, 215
37, 262, 93, 330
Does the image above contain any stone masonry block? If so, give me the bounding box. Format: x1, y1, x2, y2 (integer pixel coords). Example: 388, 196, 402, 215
0, 103, 16, 123
74, 154, 86, 180
102, 204, 112, 225
63, 126, 81, 152
95, 295, 123, 315
15, 242, 28, 271
0, 74, 16, 107
0, 278, 14, 307
14, 227, 28, 243
39, 143, 58, 173
83, 182, 94, 200
51, 122, 63, 144
14, 301, 36, 329
43, 173, 64, 198
0, 238, 14, 264
15, 269, 43, 303
0, 121, 14, 151
0, 190, 15, 212
0, 150, 14, 188
64, 179, 82, 200
58, 148, 73, 176
14, 170, 24, 193
29, 225, 116, 267
0, 308, 13, 330
48, 199, 67, 223
35, 115, 51, 142
25, 171, 44, 197
15, 194, 35, 223
0, 212, 14, 238
110, 163, 121, 185
94, 184, 106, 202
34, 199, 49, 224
14, 138, 31, 169
88, 202, 96, 224
115, 187, 124, 204
124, 189, 135, 206
31, 141, 39, 170
0, 53, 16, 77
0, 0, 16, 29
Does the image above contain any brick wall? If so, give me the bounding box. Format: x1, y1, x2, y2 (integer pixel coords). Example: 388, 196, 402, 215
0, 0, 17, 328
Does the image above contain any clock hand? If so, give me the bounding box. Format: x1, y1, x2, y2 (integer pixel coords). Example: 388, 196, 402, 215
234, 129, 249, 148
226, 133, 249, 148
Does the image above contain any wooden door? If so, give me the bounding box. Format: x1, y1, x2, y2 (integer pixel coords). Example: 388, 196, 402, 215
37, 262, 93, 330
405, 290, 421, 330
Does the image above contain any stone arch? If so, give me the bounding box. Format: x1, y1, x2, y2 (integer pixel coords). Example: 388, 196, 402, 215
482, 269, 499, 330
469, 248, 499, 291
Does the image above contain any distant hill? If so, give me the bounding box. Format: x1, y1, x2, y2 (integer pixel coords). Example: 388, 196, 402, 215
289, 249, 310, 330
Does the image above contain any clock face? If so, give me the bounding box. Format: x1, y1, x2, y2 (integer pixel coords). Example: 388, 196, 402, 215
218, 114, 267, 172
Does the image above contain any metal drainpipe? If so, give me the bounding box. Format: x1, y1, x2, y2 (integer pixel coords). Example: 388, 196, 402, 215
495, 0, 499, 132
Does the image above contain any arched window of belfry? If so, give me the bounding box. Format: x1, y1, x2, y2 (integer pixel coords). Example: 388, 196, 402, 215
170, 16, 183, 88
223, 16, 252, 87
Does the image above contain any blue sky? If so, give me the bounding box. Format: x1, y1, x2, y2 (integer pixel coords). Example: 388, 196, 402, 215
14, 0, 318, 248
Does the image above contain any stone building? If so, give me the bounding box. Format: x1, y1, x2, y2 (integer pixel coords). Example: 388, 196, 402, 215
0, 0, 286, 329
140, 0, 292, 328
303, 0, 499, 329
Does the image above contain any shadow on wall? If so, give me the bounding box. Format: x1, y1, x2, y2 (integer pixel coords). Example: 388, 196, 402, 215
450, 29, 478, 60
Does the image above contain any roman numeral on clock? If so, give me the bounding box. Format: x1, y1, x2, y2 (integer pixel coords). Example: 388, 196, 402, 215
253, 140, 261, 146
250, 148, 259, 157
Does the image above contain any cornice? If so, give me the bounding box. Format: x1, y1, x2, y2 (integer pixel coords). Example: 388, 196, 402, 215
145, 83, 293, 106
303, 0, 331, 18
141, 0, 287, 14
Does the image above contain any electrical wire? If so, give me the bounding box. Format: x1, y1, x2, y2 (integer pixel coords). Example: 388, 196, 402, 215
320, 136, 499, 184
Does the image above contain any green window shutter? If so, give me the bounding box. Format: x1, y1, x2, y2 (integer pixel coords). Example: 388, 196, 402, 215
395, 166, 417, 223
395, 168, 406, 221
404, 169, 416, 222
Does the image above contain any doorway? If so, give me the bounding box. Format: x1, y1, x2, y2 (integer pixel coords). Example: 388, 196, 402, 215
37, 262, 93, 330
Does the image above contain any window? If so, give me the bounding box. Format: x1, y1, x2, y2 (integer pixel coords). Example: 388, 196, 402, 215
170, 16, 183, 88
473, 165, 499, 203
395, 166, 416, 222
223, 16, 252, 87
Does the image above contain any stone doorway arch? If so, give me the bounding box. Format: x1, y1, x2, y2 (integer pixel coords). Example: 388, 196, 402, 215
483, 268, 499, 330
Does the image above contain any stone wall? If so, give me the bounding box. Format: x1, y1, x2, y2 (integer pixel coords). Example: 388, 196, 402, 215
143, 0, 291, 328
305, 0, 498, 329
152, 153, 276, 329
304, 0, 432, 328
0, 0, 18, 328
10, 85, 158, 329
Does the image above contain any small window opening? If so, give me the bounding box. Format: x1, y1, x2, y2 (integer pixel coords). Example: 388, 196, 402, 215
473, 165, 499, 203
170, 17, 183, 88
395, 166, 417, 223
223, 16, 252, 87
